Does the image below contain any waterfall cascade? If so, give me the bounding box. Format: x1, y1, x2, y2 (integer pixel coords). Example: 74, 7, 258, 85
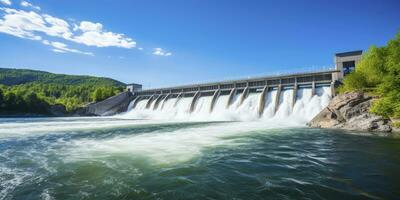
122, 87, 331, 123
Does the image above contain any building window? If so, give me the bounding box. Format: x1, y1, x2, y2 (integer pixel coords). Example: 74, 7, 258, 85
343, 61, 355, 76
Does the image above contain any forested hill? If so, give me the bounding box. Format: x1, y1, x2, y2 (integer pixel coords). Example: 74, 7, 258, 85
0, 68, 127, 115
0, 68, 125, 86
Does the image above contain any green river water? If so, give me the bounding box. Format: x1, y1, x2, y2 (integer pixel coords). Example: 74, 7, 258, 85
0, 117, 399, 200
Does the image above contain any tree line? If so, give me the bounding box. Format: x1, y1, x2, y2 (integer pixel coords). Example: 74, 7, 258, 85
0, 83, 123, 115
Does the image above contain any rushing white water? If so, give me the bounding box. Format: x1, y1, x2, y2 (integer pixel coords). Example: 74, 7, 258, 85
119, 87, 331, 123
232, 93, 260, 121
192, 96, 213, 116
292, 87, 331, 122
135, 99, 148, 110
275, 89, 294, 119
263, 89, 277, 118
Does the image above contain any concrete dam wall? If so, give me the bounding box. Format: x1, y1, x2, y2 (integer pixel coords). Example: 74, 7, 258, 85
77, 91, 133, 116
123, 70, 337, 121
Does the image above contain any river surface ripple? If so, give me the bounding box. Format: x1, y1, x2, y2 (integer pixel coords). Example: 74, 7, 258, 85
0, 117, 399, 200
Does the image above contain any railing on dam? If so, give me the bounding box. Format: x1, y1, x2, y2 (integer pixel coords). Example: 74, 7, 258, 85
134, 70, 339, 97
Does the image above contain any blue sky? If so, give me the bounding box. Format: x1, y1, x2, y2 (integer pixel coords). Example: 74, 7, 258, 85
0, 0, 399, 88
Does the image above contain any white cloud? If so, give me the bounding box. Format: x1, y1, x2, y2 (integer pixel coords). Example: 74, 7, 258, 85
42, 39, 49, 45
43, 40, 93, 56
42, 39, 93, 55
138, 47, 143, 50
0, 8, 136, 49
72, 21, 135, 48
0, 0, 11, 6
20, 1, 40, 10
72, 23, 79, 31
51, 49, 64, 53
0, 8, 44, 40
79, 21, 102, 32
153, 47, 172, 56
0, 8, 71, 40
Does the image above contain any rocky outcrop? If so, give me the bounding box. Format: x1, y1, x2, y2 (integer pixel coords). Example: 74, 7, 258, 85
308, 92, 393, 133
75, 91, 133, 116
48, 104, 68, 116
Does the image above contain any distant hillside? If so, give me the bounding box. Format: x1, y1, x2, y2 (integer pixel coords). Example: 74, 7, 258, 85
0, 68, 127, 115
0, 68, 125, 86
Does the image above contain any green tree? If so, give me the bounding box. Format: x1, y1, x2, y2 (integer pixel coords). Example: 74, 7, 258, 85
23, 92, 49, 113
92, 88, 104, 102
4, 91, 17, 110
0, 88, 3, 107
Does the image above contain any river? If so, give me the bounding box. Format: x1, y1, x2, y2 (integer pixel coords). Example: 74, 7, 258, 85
0, 117, 399, 199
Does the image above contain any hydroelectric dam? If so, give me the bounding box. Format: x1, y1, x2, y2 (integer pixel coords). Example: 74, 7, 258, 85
87, 51, 362, 121
130, 70, 335, 119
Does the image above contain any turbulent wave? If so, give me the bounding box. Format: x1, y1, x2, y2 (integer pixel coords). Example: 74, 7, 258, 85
63, 120, 299, 165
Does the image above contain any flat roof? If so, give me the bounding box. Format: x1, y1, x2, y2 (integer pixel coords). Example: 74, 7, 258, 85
127, 83, 142, 86
335, 50, 363, 57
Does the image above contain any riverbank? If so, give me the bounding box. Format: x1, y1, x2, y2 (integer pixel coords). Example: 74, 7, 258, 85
0, 103, 70, 117
308, 92, 400, 135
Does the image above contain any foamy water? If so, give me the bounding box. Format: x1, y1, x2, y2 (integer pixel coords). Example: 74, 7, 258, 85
0, 117, 176, 138
63, 120, 299, 165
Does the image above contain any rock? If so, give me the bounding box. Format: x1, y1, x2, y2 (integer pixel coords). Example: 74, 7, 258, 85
308, 92, 392, 133
390, 118, 400, 133
48, 104, 68, 116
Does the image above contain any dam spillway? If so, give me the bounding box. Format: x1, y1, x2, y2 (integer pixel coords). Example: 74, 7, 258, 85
124, 70, 336, 122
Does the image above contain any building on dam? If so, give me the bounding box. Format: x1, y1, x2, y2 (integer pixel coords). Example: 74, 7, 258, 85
333, 50, 363, 80
126, 83, 143, 92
